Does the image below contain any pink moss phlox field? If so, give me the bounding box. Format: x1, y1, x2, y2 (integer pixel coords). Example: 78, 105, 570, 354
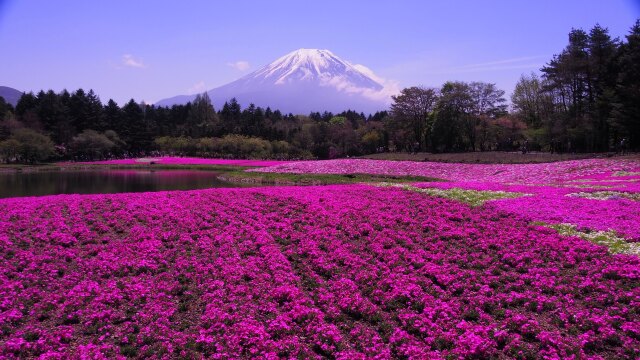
1, 185, 639, 358
256, 158, 640, 240
252, 158, 640, 184
412, 181, 640, 241
59, 157, 292, 167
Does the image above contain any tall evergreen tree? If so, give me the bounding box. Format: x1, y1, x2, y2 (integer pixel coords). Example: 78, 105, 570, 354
588, 24, 619, 150
37, 90, 72, 144
103, 99, 122, 134
186, 93, 219, 137
15, 92, 38, 119
613, 20, 640, 150
121, 99, 150, 152
69, 89, 90, 132
220, 98, 242, 133
541, 25, 624, 151
86, 90, 106, 131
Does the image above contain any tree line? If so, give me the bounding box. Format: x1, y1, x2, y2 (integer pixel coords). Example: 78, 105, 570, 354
0, 20, 638, 163
514, 21, 640, 153
0, 90, 391, 162
390, 20, 640, 153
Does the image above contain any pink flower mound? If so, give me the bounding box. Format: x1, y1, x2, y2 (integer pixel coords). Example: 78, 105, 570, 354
1, 186, 638, 358
252, 158, 640, 183
255, 157, 640, 239
412, 181, 640, 240
492, 190, 640, 241
61, 157, 292, 167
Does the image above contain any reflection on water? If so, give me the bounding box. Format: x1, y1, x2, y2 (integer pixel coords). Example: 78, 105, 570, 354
0, 169, 241, 198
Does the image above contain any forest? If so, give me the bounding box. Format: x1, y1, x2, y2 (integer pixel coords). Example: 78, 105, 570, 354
0, 20, 638, 163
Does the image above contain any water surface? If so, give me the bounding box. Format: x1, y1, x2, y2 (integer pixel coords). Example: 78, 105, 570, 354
0, 169, 242, 198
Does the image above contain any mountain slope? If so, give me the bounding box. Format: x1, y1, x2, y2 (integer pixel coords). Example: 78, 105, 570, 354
157, 49, 393, 114
0, 86, 23, 106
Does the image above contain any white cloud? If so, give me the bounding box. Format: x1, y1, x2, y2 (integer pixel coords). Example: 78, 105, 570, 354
457, 56, 546, 70
352, 64, 385, 84
416, 55, 545, 75
450, 56, 545, 74
322, 63, 400, 103
227, 60, 250, 71
187, 81, 207, 94
122, 54, 145, 68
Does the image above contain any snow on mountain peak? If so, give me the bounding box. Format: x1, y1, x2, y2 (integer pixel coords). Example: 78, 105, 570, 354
269, 49, 346, 76
248, 48, 383, 89
156, 48, 399, 113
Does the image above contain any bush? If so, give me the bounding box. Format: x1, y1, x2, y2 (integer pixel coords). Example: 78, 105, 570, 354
69, 130, 118, 160
0, 128, 56, 163
153, 135, 307, 159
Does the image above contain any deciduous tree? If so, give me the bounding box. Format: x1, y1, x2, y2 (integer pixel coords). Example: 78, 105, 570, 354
390, 86, 438, 151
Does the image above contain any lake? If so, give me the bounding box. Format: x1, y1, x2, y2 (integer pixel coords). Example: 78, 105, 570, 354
0, 169, 243, 198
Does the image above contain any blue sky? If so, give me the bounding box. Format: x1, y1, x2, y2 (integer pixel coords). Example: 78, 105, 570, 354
0, 0, 638, 105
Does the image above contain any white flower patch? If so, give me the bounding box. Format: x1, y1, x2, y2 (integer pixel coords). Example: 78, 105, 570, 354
567, 178, 636, 183
613, 171, 640, 177
376, 182, 529, 206
566, 191, 640, 201
542, 223, 640, 256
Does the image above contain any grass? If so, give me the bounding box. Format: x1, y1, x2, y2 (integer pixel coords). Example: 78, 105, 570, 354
534, 222, 640, 256
359, 151, 615, 164
217, 172, 444, 186
376, 182, 528, 206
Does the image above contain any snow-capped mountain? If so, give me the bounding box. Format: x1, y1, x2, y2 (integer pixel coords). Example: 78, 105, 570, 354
156, 49, 394, 114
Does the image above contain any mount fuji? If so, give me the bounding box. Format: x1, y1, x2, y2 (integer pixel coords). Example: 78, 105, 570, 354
156, 49, 395, 114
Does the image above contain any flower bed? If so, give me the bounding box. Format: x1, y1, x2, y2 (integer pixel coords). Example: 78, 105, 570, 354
1, 185, 638, 358
251, 158, 640, 184
408, 181, 640, 242
255, 157, 640, 243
